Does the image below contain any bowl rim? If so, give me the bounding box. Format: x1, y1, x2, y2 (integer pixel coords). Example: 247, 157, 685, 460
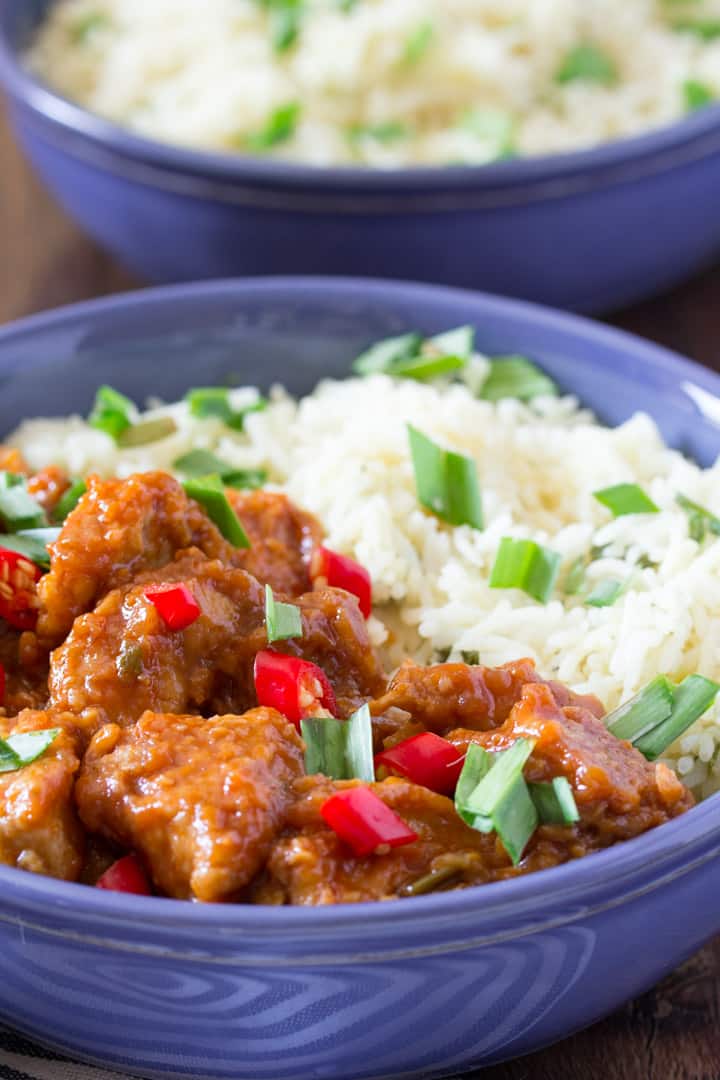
1, 275, 720, 939
3, 1, 720, 194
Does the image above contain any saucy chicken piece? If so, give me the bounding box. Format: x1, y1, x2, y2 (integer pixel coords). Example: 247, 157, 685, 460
448, 682, 693, 853
76, 709, 304, 901
0, 710, 85, 881
49, 551, 384, 726
26, 465, 70, 516
229, 489, 323, 597
37, 471, 242, 646
372, 658, 604, 741
0, 626, 48, 715
253, 775, 501, 906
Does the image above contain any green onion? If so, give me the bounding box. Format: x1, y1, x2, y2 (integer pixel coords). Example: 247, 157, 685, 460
407, 426, 483, 530
562, 555, 587, 596
584, 578, 625, 608
353, 333, 421, 376
173, 449, 267, 489
402, 865, 463, 896
460, 649, 480, 666
479, 356, 558, 402
676, 493, 720, 543
672, 20, 720, 39
117, 416, 177, 448
403, 21, 434, 64
684, 79, 715, 110
301, 703, 374, 782
88, 385, 135, 441
52, 479, 87, 523
0, 476, 45, 532
555, 44, 618, 85
606, 675, 675, 742
593, 483, 659, 516
489, 538, 561, 603
185, 389, 267, 430
70, 12, 109, 43
353, 326, 473, 381
457, 108, 516, 159
0, 529, 60, 570
245, 102, 301, 149
528, 777, 580, 825
455, 740, 538, 865
182, 475, 250, 548
634, 675, 720, 760
348, 122, 409, 143
264, 584, 302, 643
427, 325, 475, 361
0, 728, 60, 774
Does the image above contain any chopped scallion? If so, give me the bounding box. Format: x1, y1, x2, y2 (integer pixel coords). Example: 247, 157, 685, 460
117, 416, 177, 448
88, 385, 135, 441
403, 21, 434, 64
676, 493, 720, 542
407, 425, 483, 530
489, 538, 561, 603
593, 483, 659, 516
606, 675, 675, 742
584, 578, 625, 608
245, 102, 301, 149
353, 333, 421, 376
529, 777, 580, 825
672, 20, 720, 40
301, 703, 374, 782
348, 122, 409, 143
455, 740, 538, 865
457, 108, 516, 159
185, 389, 267, 430
563, 555, 587, 596
52, 479, 87, 523
555, 44, 618, 85
0, 477, 45, 532
634, 674, 720, 760
0, 728, 60, 774
264, 584, 302, 643
353, 326, 473, 381
173, 449, 267, 489
479, 356, 558, 402
182, 475, 250, 548
0, 529, 60, 569
684, 78, 714, 111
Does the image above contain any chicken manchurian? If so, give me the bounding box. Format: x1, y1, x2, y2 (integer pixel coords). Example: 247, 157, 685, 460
0, 457, 696, 904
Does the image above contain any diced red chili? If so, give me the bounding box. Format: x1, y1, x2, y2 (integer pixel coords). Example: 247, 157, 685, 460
321, 787, 418, 857
0, 662, 5, 706
144, 584, 201, 631
311, 546, 372, 618
96, 855, 152, 895
0, 548, 42, 631
254, 650, 338, 727
375, 732, 465, 795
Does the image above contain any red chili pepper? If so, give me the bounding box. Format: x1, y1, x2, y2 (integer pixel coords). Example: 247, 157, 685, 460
254, 650, 338, 727
96, 855, 152, 895
311, 546, 372, 618
0, 548, 42, 631
0, 662, 5, 706
144, 584, 201, 631
375, 732, 466, 795
320, 787, 418, 857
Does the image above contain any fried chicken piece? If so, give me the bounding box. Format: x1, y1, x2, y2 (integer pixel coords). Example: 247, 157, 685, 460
229, 489, 322, 597
76, 709, 304, 901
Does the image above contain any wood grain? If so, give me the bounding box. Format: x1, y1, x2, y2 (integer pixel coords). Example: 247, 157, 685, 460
2, 96, 720, 1080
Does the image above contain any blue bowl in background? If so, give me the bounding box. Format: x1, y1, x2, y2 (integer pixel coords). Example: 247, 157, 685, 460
3, 0, 720, 313
0, 277, 719, 1080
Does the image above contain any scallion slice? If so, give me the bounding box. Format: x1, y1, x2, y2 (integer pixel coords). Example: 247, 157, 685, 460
353, 332, 422, 376
562, 555, 587, 596
584, 578, 625, 608
529, 777, 580, 825
672, 20, 720, 41
593, 483, 659, 516
52, 479, 87, 523
407, 425, 483, 529
403, 21, 434, 64
348, 122, 408, 143
684, 79, 714, 111
555, 44, 618, 85
182, 475, 250, 548
455, 739, 538, 865
185, 388, 267, 430
117, 416, 177, 448
245, 102, 301, 148
301, 703, 374, 782
489, 538, 561, 603
0, 529, 60, 569
0, 728, 60, 774
174, 449, 267, 489
479, 356, 558, 402
264, 584, 302, 643
606, 675, 675, 742
634, 675, 720, 761
676, 493, 720, 542
0, 477, 45, 532
458, 108, 516, 159
88, 385, 135, 440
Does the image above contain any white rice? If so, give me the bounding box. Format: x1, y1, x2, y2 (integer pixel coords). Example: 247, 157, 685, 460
10, 366, 720, 799
28, 0, 720, 167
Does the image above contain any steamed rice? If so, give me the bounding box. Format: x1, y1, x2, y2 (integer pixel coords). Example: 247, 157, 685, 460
10, 365, 720, 799
28, 0, 720, 167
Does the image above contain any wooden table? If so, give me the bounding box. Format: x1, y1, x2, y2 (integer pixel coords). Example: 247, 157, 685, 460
2, 100, 720, 1080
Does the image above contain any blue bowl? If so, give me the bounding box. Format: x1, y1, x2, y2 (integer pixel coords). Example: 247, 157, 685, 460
0, 277, 719, 1080
4, 2, 720, 313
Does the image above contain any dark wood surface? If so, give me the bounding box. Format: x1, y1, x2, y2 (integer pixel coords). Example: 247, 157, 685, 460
2, 99, 720, 1080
